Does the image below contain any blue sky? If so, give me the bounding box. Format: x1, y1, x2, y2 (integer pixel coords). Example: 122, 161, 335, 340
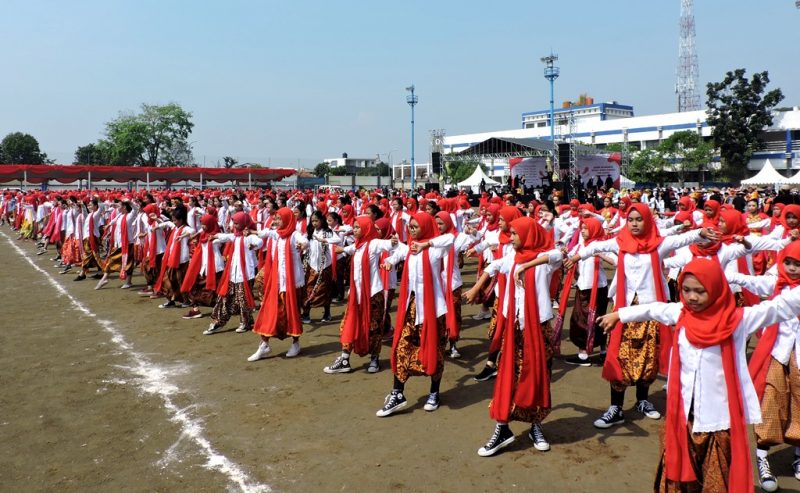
1, 0, 798, 168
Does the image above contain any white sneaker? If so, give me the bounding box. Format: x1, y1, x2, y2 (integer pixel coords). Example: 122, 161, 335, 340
286, 341, 301, 358
472, 311, 490, 320
235, 323, 250, 333
449, 346, 461, 358
551, 300, 559, 310
247, 342, 271, 362
203, 323, 220, 336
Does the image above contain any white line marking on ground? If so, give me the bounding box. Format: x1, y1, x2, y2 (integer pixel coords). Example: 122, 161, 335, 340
2, 231, 270, 493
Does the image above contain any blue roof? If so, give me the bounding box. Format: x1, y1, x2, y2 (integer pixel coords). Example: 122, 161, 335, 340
522, 102, 634, 118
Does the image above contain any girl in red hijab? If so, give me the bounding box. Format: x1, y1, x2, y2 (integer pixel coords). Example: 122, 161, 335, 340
377, 212, 448, 417
468, 205, 523, 379
180, 213, 224, 320
566, 203, 716, 430
598, 258, 800, 493
564, 217, 615, 366
153, 207, 194, 308
323, 216, 396, 374
206, 211, 264, 336
463, 216, 563, 456
137, 203, 166, 295
727, 241, 800, 490
428, 211, 481, 359
249, 207, 309, 361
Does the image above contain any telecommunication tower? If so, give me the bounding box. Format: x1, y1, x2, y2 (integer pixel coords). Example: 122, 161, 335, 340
676, 0, 700, 112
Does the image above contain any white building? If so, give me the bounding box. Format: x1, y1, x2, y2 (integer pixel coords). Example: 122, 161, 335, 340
324, 153, 379, 169
444, 102, 800, 178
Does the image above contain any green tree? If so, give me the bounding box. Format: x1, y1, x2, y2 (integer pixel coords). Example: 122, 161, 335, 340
657, 131, 714, 186
628, 149, 669, 185
329, 165, 349, 176
103, 103, 195, 166
73, 143, 109, 164
223, 156, 239, 169
313, 162, 331, 177
0, 132, 50, 164
706, 69, 784, 180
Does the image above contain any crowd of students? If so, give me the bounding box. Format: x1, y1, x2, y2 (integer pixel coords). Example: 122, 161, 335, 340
5, 185, 800, 492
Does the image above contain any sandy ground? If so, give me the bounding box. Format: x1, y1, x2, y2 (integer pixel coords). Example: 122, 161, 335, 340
2, 228, 800, 492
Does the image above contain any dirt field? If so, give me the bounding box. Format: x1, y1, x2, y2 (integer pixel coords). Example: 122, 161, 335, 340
2, 227, 800, 492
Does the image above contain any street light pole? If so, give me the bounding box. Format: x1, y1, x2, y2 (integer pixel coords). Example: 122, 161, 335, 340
541, 54, 559, 143
541, 53, 559, 187
406, 85, 418, 192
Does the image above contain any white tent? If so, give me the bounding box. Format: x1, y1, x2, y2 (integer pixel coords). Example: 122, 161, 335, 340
620, 175, 636, 189
457, 165, 501, 192
786, 169, 800, 185
741, 159, 788, 185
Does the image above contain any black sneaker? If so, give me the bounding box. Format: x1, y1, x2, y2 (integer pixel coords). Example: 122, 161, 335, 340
758, 456, 778, 492
423, 392, 440, 412
564, 355, 591, 367
593, 405, 625, 429
635, 400, 661, 420
323, 356, 353, 374
792, 456, 800, 480
320, 315, 332, 323
376, 390, 407, 417
474, 365, 498, 382
478, 424, 515, 457
528, 422, 550, 451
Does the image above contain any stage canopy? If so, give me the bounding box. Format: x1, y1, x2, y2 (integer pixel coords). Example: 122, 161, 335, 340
0, 164, 296, 185
446, 136, 597, 161
741, 159, 787, 186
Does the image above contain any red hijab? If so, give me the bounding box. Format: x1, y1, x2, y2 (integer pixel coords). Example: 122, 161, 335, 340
780, 204, 800, 236
616, 203, 663, 254
406, 197, 418, 215
769, 203, 785, 231
340, 204, 355, 226
678, 196, 695, 212
666, 259, 749, 492
581, 217, 604, 245
701, 199, 721, 228
497, 206, 522, 246
485, 204, 501, 232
